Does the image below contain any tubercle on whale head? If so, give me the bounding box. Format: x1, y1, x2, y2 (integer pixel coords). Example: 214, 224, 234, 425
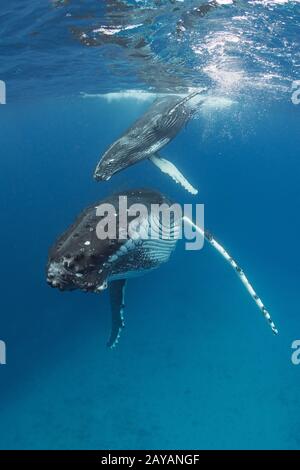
93, 153, 118, 181
46, 260, 77, 291
46, 256, 110, 293
93, 170, 111, 182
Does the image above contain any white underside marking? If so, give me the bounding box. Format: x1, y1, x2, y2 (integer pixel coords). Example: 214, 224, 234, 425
150, 155, 198, 195
107, 213, 180, 281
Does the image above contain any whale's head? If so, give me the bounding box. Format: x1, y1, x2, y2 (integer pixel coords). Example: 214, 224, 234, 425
93, 137, 144, 181
46, 205, 114, 293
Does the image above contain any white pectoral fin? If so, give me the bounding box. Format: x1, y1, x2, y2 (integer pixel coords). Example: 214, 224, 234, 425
183, 216, 279, 336
149, 154, 198, 195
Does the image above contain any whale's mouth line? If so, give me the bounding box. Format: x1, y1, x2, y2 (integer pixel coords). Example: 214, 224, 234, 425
94, 172, 111, 181
47, 261, 74, 290
47, 276, 68, 289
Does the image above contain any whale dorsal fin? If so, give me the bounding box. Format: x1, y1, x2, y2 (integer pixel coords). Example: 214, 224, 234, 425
149, 154, 198, 195
107, 279, 126, 348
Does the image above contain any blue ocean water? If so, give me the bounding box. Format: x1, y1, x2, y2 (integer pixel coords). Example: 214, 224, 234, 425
0, 0, 300, 450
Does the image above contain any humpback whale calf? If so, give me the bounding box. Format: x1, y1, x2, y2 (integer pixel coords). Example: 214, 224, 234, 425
94, 91, 206, 195
47, 189, 278, 348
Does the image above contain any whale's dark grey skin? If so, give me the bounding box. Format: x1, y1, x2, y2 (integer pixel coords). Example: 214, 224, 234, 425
47, 189, 181, 347
47, 188, 279, 348
94, 91, 205, 189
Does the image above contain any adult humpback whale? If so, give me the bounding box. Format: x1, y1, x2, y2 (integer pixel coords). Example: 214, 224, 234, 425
47, 189, 278, 348
94, 91, 206, 195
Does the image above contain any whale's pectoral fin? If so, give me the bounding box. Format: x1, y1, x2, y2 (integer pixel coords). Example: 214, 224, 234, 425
149, 154, 198, 195
183, 216, 279, 335
107, 279, 127, 349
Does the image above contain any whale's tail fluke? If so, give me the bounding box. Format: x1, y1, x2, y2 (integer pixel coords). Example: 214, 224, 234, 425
183, 216, 278, 335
